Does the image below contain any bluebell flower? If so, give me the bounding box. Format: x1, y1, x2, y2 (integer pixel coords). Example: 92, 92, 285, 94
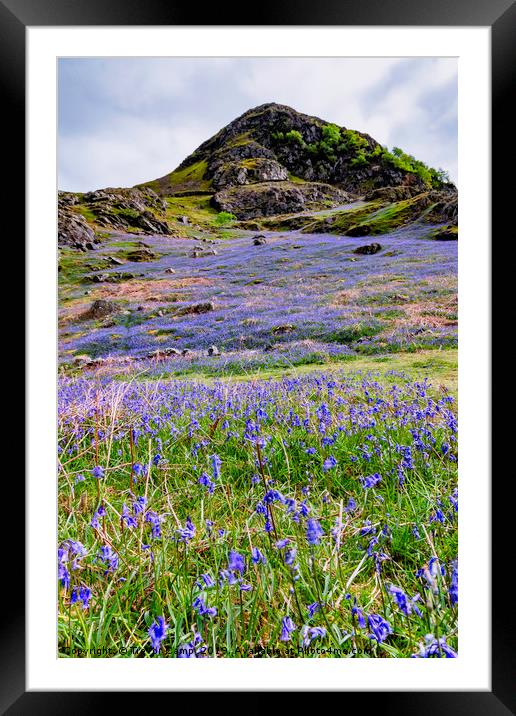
280, 616, 296, 642
306, 519, 324, 545
322, 455, 337, 472
210, 453, 222, 480
97, 545, 119, 574
361, 473, 382, 489
90, 504, 105, 529
449, 560, 458, 605
177, 517, 196, 543
275, 539, 289, 549
284, 548, 297, 566
145, 511, 162, 538
132, 496, 147, 515
197, 573, 215, 588
228, 550, 245, 574
351, 598, 366, 628
251, 547, 266, 564
148, 616, 168, 653
387, 584, 422, 617
58, 562, 70, 590
193, 596, 217, 618
92, 465, 104, 479
367, 614, 392, 643
71, 585, 91, 609
263, 489, 284, 504
412, 634, 457, 658
219, 569, 239, 586
177, 630, 206, 658
122, 504, 137, 528
307, 602, 321, 619
198, 471, 215, 494
301, 625, 326, 647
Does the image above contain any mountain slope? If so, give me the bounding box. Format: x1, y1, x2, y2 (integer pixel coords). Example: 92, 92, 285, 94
58, 102, 457, 246
140, 102, 455, 204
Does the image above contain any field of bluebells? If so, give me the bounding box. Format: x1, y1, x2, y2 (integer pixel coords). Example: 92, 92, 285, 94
58, 371, 458, 658
59, 216, 457, 376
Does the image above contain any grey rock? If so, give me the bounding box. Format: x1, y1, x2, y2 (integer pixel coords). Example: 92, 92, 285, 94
82, 299, 120, 320
353, 243, 382, 255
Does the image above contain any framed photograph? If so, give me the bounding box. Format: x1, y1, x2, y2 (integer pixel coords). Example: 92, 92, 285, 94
6, 0, 508, 707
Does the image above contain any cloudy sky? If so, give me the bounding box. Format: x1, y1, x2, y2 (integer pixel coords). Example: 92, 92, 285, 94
58, 57, 457, 192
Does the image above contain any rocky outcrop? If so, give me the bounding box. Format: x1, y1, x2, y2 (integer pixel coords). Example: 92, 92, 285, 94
212, 181, 350, 220
58, 194, 97, 250
58, 187, 170, 247
211, 157, 289, 190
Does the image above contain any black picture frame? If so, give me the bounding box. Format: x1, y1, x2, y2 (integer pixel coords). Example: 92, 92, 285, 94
6, 0, 509, 710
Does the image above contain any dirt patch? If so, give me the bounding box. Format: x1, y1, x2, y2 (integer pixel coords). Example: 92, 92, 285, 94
91, 277, 213, 302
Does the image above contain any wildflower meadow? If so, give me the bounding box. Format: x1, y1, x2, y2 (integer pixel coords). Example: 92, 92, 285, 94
58, 372, 458, 658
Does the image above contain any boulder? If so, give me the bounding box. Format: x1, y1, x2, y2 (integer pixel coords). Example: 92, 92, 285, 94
82, 299, 120, 320
345, 224, 371, 237
353, 243, 382, 255
126, 248, 157, 262
176, 301, 215, 316
432, 225, 458, 241
191, 249, 218, 258
272, 324, 296, 335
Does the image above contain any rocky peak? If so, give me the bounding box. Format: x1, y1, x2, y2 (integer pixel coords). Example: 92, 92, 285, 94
143, 102, 453, 203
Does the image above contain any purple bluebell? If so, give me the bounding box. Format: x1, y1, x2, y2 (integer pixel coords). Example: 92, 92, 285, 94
198, 472, 215, 494
449, 560, 458, 605
367, 614, 392, 643
280, 616, 296, 642
210, 453, 222, 480
301, 626, 326, 647
361, 473, 382, 489
145, 511, 162, 538
306, 519, 324, 545
228, 550, 245, 574
177, 517, 196, 543
387, 584, 422, 617
97, 545, 119, 574
251, 547, 266, 564
193, 596, 217, 618
148, 616, 168, 654
412, 634, 457, 658
307, 602, 321, 619
122, 504, 137, 528
90, 504, 105, 530
322, 455, 338, 472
